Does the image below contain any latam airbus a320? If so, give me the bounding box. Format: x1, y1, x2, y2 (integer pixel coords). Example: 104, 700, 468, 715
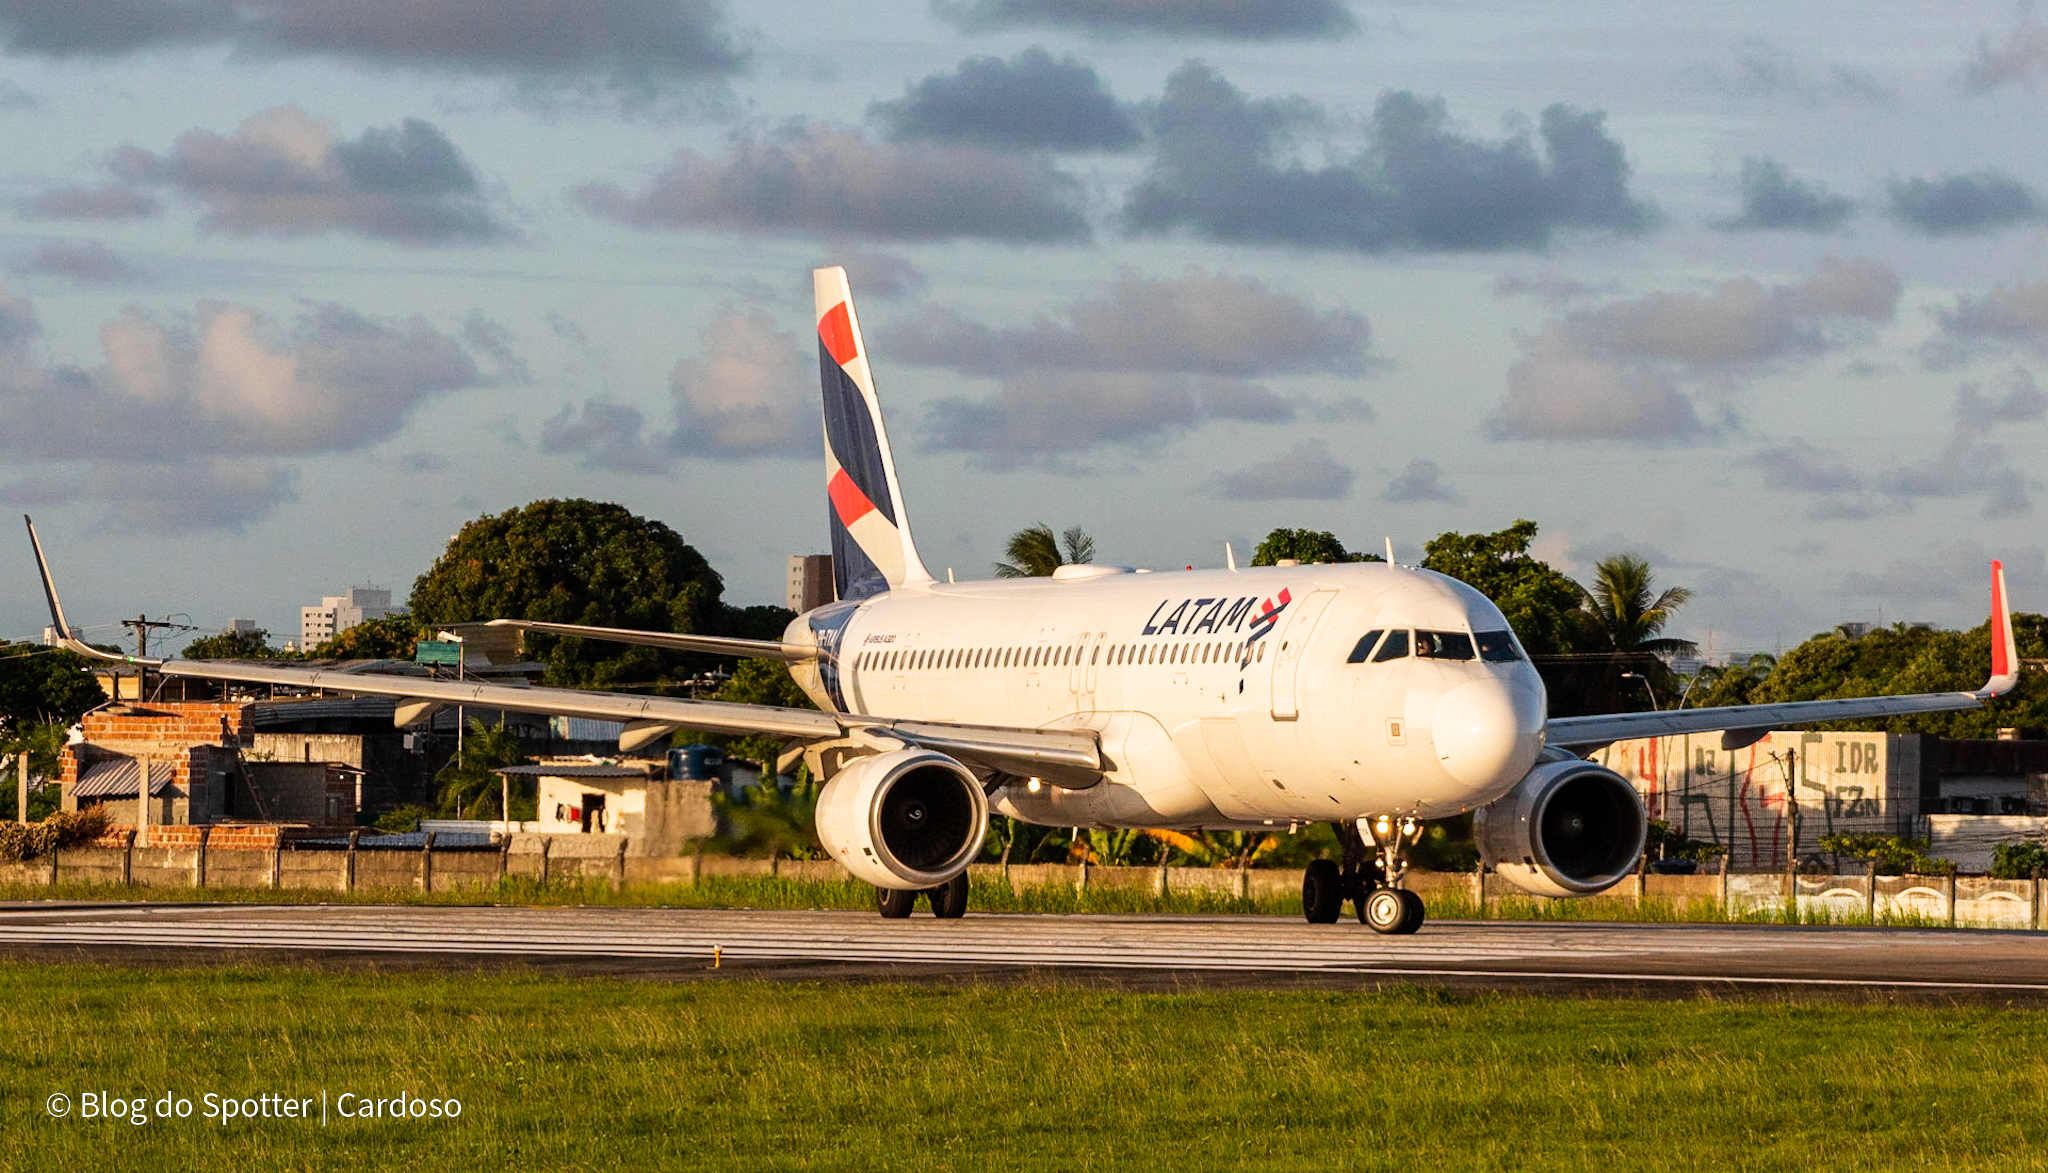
27, 267, 2022, 933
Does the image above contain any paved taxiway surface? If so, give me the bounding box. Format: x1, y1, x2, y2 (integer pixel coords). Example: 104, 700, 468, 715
1, 903, 2044, 998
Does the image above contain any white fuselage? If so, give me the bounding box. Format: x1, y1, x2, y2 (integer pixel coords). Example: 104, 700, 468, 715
791, 562, 1549, 831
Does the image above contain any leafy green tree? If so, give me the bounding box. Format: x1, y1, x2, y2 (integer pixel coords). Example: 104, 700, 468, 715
410, 500, 727, 691
1580, 554, 1697, 657
181, 628, 283, 660
713, 777, 826, 860
1685, 653, 1776, 709
693, 658, 818, 776
313, 613, 425, 661
994, 524, 1094, 577
0, 641, 103, 729
1991, 839, 2048, 879
432, 720, 531, 818
0, 719, 67, 820
1419, 521, 1585, 657
1819, 832, 1950, 876
1251, 529, 1376, 566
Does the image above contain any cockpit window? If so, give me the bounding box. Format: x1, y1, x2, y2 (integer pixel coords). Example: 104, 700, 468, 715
1371, 629, 1410, 662
1474, 630, 1522, 662
1346, 629, 1385, 664
1414, 630, 1475, 660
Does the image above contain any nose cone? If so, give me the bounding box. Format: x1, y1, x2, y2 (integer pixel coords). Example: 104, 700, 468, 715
1432, 679, 1543, 790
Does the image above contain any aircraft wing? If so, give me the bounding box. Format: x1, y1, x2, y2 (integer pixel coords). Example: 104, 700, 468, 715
482, 618, 815, 662
23, 515, 1100, 778
1547, 560, 2022, 753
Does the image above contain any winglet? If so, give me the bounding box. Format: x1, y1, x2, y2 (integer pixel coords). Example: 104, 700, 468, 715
1977, 559, 2020, 698
22, 515, 159, 666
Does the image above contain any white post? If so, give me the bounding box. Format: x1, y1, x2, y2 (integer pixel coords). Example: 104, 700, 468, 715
14, 752, 24, 823
135, 752, 150, 848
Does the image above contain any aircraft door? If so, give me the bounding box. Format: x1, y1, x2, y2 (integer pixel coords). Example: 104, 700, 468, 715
1067, 632, 1101, 708
1269, 589, 1339, 721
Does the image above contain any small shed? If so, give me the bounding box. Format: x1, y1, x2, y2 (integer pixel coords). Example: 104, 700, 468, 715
496, 759, 714, 855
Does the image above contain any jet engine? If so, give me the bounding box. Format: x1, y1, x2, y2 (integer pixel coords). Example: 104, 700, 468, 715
814, 748, 989, 889
1474, 758, 1647, 898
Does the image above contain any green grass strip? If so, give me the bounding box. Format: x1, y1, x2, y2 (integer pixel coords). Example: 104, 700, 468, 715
0, 960, 2044, 1171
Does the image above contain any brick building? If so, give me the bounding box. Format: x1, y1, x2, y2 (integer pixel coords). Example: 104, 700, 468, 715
61, 701, 356, 828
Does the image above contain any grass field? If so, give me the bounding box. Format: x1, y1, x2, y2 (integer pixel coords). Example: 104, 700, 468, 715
0, 873, 1964, 928
2, 961, 2046, 1171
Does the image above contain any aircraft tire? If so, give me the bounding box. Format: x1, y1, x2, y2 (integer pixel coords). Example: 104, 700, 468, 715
1364, 887, 1424, 934
875, 886, 918, 919
1394, 889, 1426, 935
929, 873, 970, 919
1302, 860, 1343, 923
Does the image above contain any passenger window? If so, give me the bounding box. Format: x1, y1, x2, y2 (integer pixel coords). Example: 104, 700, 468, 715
1415, 631, 1475, 660
1347, 629, 1385, 664
1372, 630, 1410, 662
1474, 630, 1522, 662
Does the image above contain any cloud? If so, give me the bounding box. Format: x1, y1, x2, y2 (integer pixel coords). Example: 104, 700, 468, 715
813, 248, 926, 300
1886, 171, 2044, 236
887, 268, 1369, 377
101, 106, 515, 246
871, 47, 1141, 152
1380, 458, 1461, 504
1715, 157, 1854, 232
2, 458, 299, 533
1753, 370, 2043, 519
540, 307, 814, 469
17, 184, 159, 221
1934, 278, 2048, 356
1491, 273, 1617, 302
0, 288, 485, 528
13, 240, 141, 284
931, 0, 1355, 40
1962, 20, 2048, 94
0, 0, 744, 109
927, 372, 1291, 468
1840, 542, 2044, 608
576, 122, 1090, 243
1488, 258, 1898, 443
1212, 440, 1352, 500
1708, 39, 1898, 107
1122, 63, 1653, 253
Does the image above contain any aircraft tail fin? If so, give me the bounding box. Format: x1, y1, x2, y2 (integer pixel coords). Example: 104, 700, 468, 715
814, 266, 933, 602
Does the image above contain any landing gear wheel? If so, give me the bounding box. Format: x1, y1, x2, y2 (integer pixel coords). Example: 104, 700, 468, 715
875, 886, 917, 919
1363, 887, 1424, 935
1302, 859, 1343, 923
928, 873, 969, 919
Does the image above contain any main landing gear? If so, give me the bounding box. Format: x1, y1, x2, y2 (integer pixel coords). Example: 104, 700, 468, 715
1302, 816, 1425, 934
875, 873, 969, 919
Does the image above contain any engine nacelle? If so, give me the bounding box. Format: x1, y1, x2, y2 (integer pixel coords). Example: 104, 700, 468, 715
814, 748, 989, 890
1475, 759, 1646, 898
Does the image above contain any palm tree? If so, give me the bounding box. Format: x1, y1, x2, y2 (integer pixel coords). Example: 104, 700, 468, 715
1579, 554, 1698, 656
993, 524, 1095, 578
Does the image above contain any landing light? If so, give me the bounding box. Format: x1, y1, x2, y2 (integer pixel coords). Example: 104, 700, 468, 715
1026, 778, 1042, 794
1374, 815, 1392, 838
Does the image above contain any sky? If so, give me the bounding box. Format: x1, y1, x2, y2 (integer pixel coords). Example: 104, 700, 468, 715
1, 0, 2046, 661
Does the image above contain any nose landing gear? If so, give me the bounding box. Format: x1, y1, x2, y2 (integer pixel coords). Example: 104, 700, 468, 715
1300, 816, 1425, 933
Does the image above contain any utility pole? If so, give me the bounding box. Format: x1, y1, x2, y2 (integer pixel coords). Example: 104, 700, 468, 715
16, 752, 25, 824
120, 614, 195, 701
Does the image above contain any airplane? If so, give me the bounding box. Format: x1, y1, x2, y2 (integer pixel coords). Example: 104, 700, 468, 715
24, 266, 2023, 933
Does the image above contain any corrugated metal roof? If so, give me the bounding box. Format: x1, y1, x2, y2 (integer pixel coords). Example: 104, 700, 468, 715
73, 759, 177, 799
495, 763, 661, 779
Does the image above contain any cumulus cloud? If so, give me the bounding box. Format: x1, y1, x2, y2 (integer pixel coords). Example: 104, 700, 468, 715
887, 268, 1369, 377
1840, 542, 2045, 608
1491, 273, 1617, 302
0, 287, 485, 528
1488, 258, 1898, 443
819, 249, 927, 301
1212, 440, 1352, 500
0, 0, 744, 108
1123, 63, 1654, 253
1934, 278, 2048, 358
1708, 39, 1898, 107
928, 372, 1291, 469
576, 122, 1090, 243
1962, 20, 2048, 94
1752, 370, 2042, 519
871, 47, 1140, 152
100, 106, 515, 246
1380, 458, 1461, 504
13, 239, 141, 284
1715, 157, 1854, 232
932, 0, 1355, 40
1886, 171, 2044, 236
17, 184, 159, 221
540, 307, 813, 469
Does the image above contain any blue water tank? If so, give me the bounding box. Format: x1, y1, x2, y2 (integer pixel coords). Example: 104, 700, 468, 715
669, 743, 726, 781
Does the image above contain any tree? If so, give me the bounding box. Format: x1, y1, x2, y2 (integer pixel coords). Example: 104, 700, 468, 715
181, 629, 283, 660
1686, 653, 1776, 709
409, 500, 727, 691
313, 613, 424, 661
0, 719, 67, 820
1251, 529, 1375, 566
696, 658, 818, 777
994, 524, 1094, 578
0, 642, 103, 730
1419, 521, 1584, 657
432, 720, 531, 818
1580, 554, 1697, 657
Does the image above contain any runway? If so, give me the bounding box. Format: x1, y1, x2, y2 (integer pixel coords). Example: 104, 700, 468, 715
0, 902, 2043, 999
